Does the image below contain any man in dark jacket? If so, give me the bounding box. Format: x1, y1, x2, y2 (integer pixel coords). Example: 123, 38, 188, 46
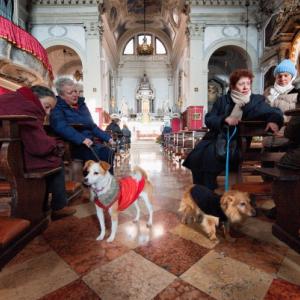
50, 78, 115, 173
0, 86, 76, 219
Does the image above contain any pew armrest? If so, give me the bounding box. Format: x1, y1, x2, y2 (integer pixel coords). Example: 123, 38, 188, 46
24, 167, 62, 179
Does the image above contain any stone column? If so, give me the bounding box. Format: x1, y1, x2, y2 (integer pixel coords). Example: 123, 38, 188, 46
186, 23, 208, 112
83, 20, 103, 123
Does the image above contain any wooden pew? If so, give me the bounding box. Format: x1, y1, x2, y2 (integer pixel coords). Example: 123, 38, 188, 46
0, 115, 61, 268
44, 124, 83, 196
256, 167, 300, 253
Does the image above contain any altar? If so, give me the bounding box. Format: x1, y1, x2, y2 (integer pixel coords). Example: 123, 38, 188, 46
136, 73, 155, 123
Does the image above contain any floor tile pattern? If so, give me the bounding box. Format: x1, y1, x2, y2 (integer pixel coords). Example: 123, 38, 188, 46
1, 141, 299, 300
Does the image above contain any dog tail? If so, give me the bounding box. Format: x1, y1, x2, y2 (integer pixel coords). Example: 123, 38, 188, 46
132, 166, 149, 181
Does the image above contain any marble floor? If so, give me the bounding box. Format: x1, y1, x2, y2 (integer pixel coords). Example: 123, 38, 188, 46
1, 141, 300, 300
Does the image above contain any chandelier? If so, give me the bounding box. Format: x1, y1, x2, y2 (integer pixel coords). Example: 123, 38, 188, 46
137, 0, 154, 55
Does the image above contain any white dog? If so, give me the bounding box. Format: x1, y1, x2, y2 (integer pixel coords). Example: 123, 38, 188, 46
83, 160, 153, 242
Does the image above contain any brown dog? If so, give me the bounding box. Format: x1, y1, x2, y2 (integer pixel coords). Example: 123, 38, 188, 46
178, 184, 256, 241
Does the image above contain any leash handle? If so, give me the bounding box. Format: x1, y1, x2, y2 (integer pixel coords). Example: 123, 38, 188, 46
225, 126, 237, 192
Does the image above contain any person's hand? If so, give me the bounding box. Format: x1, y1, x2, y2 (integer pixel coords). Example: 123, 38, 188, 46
53, 143, 65, 157
225, 117, 239, 126
108, 138, 114, 145
82, 138, 93, 147
265, 122, 279, 133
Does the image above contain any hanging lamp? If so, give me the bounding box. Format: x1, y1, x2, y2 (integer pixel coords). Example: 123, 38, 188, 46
137, 0, 154, 55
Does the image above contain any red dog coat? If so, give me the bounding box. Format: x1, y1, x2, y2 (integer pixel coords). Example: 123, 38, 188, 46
95, 177, 145, 211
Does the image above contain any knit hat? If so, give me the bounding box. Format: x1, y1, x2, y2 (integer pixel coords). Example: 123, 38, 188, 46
274, 59, 297, 77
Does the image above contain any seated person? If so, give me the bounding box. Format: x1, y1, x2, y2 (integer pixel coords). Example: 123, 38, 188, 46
122, 124, 131, 148
106, 117, 123, 140
50, 78, 114, 173
263, 59, 299, 151
183, 69, 283, 190
0, 86, 76, 220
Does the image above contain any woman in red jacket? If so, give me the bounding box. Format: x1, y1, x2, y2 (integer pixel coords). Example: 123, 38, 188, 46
0, 86, 76, 220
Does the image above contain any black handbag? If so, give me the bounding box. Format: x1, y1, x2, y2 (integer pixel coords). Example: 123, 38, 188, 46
215, 127, 239, 162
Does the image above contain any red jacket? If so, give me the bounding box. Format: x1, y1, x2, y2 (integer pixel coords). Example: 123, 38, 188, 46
0, 87, 61, 171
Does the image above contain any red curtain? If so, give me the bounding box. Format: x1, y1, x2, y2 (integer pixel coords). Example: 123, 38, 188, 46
0, 16, 53, 80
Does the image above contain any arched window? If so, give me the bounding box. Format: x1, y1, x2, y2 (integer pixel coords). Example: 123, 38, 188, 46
123, 38, 134, 55
155, 38, 166, 54
122, 35, 167, 55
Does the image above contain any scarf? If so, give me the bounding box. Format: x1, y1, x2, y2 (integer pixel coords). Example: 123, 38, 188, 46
267, 82, 295, 105
229, 90, 251, 120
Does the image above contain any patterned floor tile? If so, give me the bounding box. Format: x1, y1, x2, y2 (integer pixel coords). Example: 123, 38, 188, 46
151, 209, 180, 231
83, 250, 176, 300
214, 235, 287, 274
0, 251, 78, 300
135, 232, 209, 276
74, 202, 96, 218
43, 215, 129, 274
154, 279, 215, 300
4, 236, 51, 268
239, 217, 288, 247
39, 279, 101, 300
264, 278, 300, 300
116, 220, 166, 249
171, 223, 219, 249
277, 248, 300, 286
181, 250, 274, 300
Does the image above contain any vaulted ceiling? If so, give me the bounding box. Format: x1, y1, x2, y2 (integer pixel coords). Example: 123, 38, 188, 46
102, 0, 186, 42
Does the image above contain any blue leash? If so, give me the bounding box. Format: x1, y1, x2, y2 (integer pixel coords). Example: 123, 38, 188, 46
225, 126, 237, 192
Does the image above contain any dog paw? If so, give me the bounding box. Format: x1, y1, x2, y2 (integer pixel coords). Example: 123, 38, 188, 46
107, 236, 115, 243
96, 234, 105, 241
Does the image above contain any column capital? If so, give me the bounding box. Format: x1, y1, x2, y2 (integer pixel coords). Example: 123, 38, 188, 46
187, 22, 206, 39
84, 20, 103, 39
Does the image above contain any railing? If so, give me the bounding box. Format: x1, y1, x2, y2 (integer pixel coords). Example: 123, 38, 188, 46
0, 16, 53, 80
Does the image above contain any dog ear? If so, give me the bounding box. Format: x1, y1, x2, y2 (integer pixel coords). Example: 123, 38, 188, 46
99, 161, 111, 172
83, 160, 94, 171
220, 194, 235, 210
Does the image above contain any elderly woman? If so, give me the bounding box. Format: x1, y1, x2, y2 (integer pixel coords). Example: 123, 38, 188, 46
183, 69, 284, 190
263, 59, 300, 150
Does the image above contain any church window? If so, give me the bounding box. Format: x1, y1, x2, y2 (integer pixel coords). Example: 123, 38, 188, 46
123, 38, 134, 55
155, 38, 166, 54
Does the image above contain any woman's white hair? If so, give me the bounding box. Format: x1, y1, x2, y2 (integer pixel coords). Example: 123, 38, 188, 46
55, 77, 74, 96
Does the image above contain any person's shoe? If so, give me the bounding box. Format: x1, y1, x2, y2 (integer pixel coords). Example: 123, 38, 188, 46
51, 207, 76, 221
264, 207, 277, 220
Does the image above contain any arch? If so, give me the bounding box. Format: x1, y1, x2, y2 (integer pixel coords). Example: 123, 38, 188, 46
291, 31, 300, 64
117, 27, 172, 56
41, 38, 86, 67
204, 39, 257, 72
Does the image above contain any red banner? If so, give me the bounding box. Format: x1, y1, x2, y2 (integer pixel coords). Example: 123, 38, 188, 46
0, 16, 53, 80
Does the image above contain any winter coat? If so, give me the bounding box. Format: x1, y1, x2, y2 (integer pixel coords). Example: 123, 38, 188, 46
0, 87, 62, 171
122, 127, 131, 143
263, 87, 300, 148
50, 96, 111, 145
106, 122, 123, 138
183, 92, 284, 173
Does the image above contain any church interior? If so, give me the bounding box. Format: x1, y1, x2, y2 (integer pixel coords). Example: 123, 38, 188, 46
0, 0, 300, 299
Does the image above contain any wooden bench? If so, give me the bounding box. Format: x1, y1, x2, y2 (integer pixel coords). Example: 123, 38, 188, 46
44, 123, 84, 194
0, 115, 62, 268
256, 167, 300, 253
